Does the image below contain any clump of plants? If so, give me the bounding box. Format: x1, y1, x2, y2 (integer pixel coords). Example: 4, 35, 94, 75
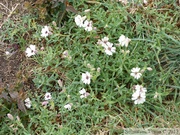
0, 0, 179, 134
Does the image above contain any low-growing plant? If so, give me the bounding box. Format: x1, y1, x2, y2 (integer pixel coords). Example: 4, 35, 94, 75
0, 0, 179, 134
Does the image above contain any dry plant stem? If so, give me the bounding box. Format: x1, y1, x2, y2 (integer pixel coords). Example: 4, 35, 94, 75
0, 3, 19, 29
0, 3, 11, 12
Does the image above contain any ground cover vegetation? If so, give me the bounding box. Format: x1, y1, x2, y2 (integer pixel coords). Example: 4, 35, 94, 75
0, 0, 180, 134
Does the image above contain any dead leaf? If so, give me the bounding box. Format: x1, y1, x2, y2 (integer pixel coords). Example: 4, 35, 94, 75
0, 92, 11, 101
23, 1, 32, 9
58, 79, 63, 88
9, 91, 18, 101
86, 1, 101, 4
34, 0, 44, 5
66, 5, 78, 13
17, 99, 26, 112
0, 87, 4, 94
18, 89, 26, 100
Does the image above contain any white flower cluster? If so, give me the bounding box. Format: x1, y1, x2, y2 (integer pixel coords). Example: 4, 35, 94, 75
97, 37, 116, 55
130, 67, 153, 104
132, 85, 147, 104
97, 35, 131, 56
64, 103, 73, 110
41, 92, 52, 106
130, 67, 152, 80
116, 35, 131, 54
24, 93, 52, 108
79, 88, 90, 99
75, 15, 93, 31
130, 67, 145, 104
25, 25, 53, 57
117, 35, 131, 47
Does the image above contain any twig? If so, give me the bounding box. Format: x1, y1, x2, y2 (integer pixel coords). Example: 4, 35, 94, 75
0, 3, 11, 12
0, 41, 11, 49
0, 3, 19, 29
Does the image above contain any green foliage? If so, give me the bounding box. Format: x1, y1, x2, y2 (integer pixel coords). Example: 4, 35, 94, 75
0, 0, 180, 134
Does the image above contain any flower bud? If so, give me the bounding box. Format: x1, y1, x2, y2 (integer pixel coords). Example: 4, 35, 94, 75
147, 67, 153, 71
7, 113, 14, 120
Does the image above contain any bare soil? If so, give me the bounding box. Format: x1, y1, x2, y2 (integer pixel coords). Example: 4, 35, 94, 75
0, 46, 22, 88
0, 0, 36, 102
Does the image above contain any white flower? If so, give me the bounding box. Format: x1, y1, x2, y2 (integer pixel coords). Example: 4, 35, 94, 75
40, 47, 45, 51
143, 0, 148, 4
80, 94, 89, 99
104, 42, 116, 55
61, 50, 69, 58
97, 67, 101, 72
101, 37, 109, 43
87, 63, 92, 68
41, 26, 52, 37
97, 37, 109, 47
75, 15, 86, 27
79, 88, 90, 99
130, 67, 142, 79
5, 51, 10, 55
25, 45, 37, 57
81, 72, 91, 85
132, 91, 146, 104
24, 98, 31, 108
121, 50, 130, 54
154, 92, 159, 99
61, 50, 72, 60
132, 85, 147, 104
62, 50, 68, 56
25, 98, 31, 102
118, 35, 131, 47
118, 0, 129, 5
135, 85, 147, 93
79, 88, 86, 95
52, 21, 57, 27
64, 103, 72, 110
44, 92, 52, 100
83, 20, 93, 31
101, 37, 110, 47
97, 39, 103, 46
